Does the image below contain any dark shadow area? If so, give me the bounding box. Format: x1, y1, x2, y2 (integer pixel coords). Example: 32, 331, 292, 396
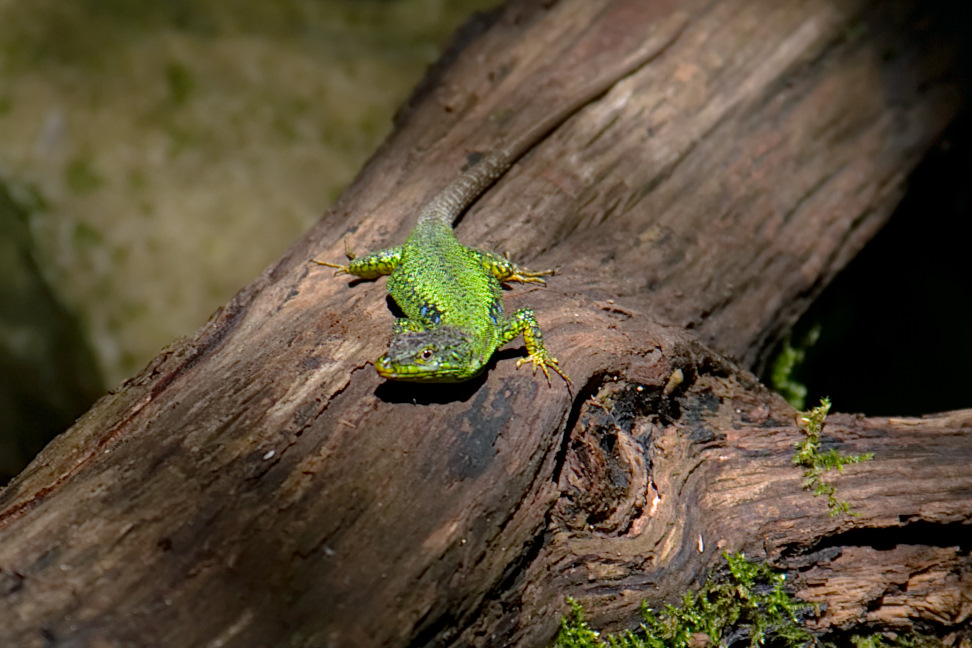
778, 114, 972, 416
808, 520, 972, 553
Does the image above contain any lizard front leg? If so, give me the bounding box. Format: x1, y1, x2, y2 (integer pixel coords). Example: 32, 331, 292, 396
469, 249, 553, 286
312, 240, 403, 279
499, 308, 571, 387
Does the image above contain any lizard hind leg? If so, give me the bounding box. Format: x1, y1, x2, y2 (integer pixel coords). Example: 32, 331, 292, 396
312, 241, 403, 279
469, 249, 554, 286
500, 308, 571, 387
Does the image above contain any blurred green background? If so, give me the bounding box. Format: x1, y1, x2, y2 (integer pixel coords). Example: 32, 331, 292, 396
0, 0, 500, 482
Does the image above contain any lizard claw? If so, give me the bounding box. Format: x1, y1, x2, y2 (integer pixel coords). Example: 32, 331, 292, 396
500, 251, 554, 285
506, 272, 549, 285
310, 239, 357, 276
505, 267, 555, 285
310, 259, 350, 276
516, 351, 572, 388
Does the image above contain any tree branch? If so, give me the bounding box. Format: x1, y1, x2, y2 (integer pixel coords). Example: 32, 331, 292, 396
0, 0, 967, 646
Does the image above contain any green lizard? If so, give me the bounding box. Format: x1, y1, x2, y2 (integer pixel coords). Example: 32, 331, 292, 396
313, 54, 653, 388
314, 154, 570, 386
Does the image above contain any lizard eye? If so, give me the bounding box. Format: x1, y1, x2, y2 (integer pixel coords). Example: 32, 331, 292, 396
420, 348, 434, 360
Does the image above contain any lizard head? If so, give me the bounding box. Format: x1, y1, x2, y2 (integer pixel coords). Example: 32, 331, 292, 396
376, 326, 481, 382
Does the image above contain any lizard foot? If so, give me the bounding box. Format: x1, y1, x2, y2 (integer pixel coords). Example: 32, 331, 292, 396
310, 259, 351, 276
516, 351, 572, 388
502, 252, 554, 285
310, 239, 357, 276
504, 269, 553, 285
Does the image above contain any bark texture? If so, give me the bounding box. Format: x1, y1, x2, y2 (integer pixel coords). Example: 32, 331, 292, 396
1, 1, 969, 647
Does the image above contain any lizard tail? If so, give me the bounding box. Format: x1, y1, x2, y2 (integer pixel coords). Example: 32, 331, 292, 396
415, 10, 684, 227
417, 153, 509, 225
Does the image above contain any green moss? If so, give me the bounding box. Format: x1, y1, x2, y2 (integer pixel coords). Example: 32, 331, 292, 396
769, 324, 820, 409
849, 634, 945, 648
556, 602, 603, 648
554, 554, 945, 648
793, 398, 873, 517
555, 553, 813, 648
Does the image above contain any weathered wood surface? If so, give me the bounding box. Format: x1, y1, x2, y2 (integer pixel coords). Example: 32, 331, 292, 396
1, 0, 969, 646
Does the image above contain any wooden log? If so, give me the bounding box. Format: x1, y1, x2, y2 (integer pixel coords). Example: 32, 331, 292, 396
0, 0, 968, 646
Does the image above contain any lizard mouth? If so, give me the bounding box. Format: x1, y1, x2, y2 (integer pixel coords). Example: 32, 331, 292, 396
375, 355, 400, 379
375, 354, 466, 382
375, 355, 435, 381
